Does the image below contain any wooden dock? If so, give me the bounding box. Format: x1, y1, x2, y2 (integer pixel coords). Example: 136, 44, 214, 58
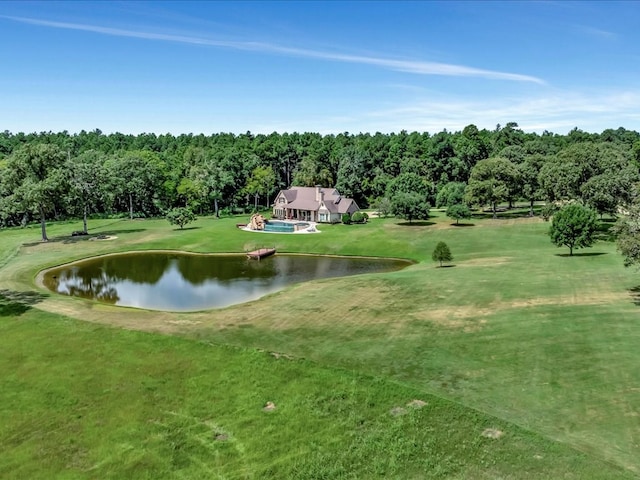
246, 247, 276, 260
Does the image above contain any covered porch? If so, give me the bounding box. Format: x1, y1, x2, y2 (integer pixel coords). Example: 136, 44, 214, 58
276, 208, 317, 222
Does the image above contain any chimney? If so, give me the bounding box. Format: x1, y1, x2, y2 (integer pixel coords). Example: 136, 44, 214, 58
315, 185, 321, 202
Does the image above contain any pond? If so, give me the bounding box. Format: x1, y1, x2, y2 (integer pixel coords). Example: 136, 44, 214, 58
41, 252, 411, 312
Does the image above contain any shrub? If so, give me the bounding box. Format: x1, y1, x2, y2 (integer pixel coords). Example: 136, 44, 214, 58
351, 211, 367, 224
166, 207, 197, 229
342, 213, 352, 225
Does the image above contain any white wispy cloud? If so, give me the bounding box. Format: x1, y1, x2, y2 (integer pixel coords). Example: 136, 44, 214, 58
1, 15, 545, 84
576, 25, 616, 39
308, 90, 640, 135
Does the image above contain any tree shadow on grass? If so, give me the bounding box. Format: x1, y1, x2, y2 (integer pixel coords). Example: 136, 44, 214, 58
595, 222, 616, 242
396, 221, 436, 227
451, 223, 475, 228
436, 264, 456, 268
471, 209, 537, 221
554, 252, 608, 258
0, 289, 48, 317
172, 226, 201, 231
628, 286, 640, 306
22, 229, 147, 247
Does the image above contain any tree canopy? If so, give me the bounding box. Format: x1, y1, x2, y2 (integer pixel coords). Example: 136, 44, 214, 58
1, 143, 67, 241
0, 126, 639, 243
548, 203, 598, 256
446, 203, 472, 225
432, 241, 453, 267
464, 157, 519, 218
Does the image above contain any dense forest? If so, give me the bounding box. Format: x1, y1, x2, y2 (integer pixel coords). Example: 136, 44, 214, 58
1, 123, 640, 239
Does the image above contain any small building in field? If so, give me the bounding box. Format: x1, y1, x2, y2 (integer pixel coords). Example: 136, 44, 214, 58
272, 186, 360, 223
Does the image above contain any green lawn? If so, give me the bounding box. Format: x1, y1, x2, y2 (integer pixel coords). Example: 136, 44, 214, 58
1, 212, 639, 478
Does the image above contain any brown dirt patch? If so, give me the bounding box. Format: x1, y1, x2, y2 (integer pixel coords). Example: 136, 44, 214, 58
457, 257, 512, 267
408, 290, 628, 332
481, 428, 504, 439
270, 351, 294, 360
407, 399, 427, 409
409, 307, 490, 331
89, 235, 117, 241
390, 406, 407, 416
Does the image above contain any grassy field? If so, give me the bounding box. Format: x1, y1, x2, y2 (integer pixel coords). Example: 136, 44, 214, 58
1, 211, 640, 478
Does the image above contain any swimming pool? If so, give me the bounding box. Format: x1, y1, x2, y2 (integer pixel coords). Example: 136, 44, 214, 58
264, 220, 310, 232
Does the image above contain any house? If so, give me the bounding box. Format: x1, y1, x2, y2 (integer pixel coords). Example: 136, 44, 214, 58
272, 186, 360, 223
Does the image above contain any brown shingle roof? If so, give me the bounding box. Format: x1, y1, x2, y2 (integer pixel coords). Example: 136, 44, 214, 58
277, 186, 359, 213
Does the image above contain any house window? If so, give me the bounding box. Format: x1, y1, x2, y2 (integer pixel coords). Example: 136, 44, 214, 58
279, 197, 285, 203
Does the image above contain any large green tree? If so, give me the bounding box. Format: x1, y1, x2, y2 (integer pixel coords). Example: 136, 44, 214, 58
615, 202, 640, 267
518, 154, 545, 216
335, 145, 368, 206
386, 172, 431, 223
390, 192, 430, 224
106, 151, 164, 220
464, 157, 518, 218
548, 203, 598, 256
435, 181, 466, 208
66, 150, 111, 234
539, 142, 631, 204
455, 124, 490, 176
245, 165, 277, 209
0, 143, 67, 241
613, 182, 640, 268
203, 157, 235, 218
446, 203, 472, 225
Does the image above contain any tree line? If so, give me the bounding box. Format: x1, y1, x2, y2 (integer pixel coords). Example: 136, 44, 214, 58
1, 123, 640, 240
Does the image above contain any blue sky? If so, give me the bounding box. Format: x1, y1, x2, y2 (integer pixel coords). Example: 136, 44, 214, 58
1, 1, 639, 135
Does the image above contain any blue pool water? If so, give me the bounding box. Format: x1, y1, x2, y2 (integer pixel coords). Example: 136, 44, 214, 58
264, 220, 309, 232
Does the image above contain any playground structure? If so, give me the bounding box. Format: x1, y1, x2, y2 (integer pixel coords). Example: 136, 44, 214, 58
248, 213, 266, 230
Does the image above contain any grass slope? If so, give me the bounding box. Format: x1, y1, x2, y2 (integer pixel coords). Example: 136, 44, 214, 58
1, 212, 639, 477
0, 307, 631, 479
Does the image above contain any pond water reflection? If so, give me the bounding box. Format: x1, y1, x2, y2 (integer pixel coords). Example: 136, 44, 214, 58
42, 252, 411, 311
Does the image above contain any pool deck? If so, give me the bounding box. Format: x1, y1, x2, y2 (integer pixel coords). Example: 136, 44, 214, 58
242, 220, 320, 234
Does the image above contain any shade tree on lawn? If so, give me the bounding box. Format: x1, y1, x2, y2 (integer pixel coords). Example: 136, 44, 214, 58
435, 181, 466, 208
517, 153, 545, 216
464, 157, 518, 218
538, 142, 633, 206
0, 143, 67, 241
432, 241, 453, 267
66, 150, 112, 234
446, 203, 472, 225
548, 203, 598, 256
166, 207, 197, 229
390, 192, 430, 224
386, 172, 431, 223
614, 186, 640, 267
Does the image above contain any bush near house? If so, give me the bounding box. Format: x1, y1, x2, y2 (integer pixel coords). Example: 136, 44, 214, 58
351, 211, 368, 224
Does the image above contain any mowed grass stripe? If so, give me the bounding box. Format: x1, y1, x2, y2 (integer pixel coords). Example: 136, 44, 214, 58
0, 309, 633, 479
